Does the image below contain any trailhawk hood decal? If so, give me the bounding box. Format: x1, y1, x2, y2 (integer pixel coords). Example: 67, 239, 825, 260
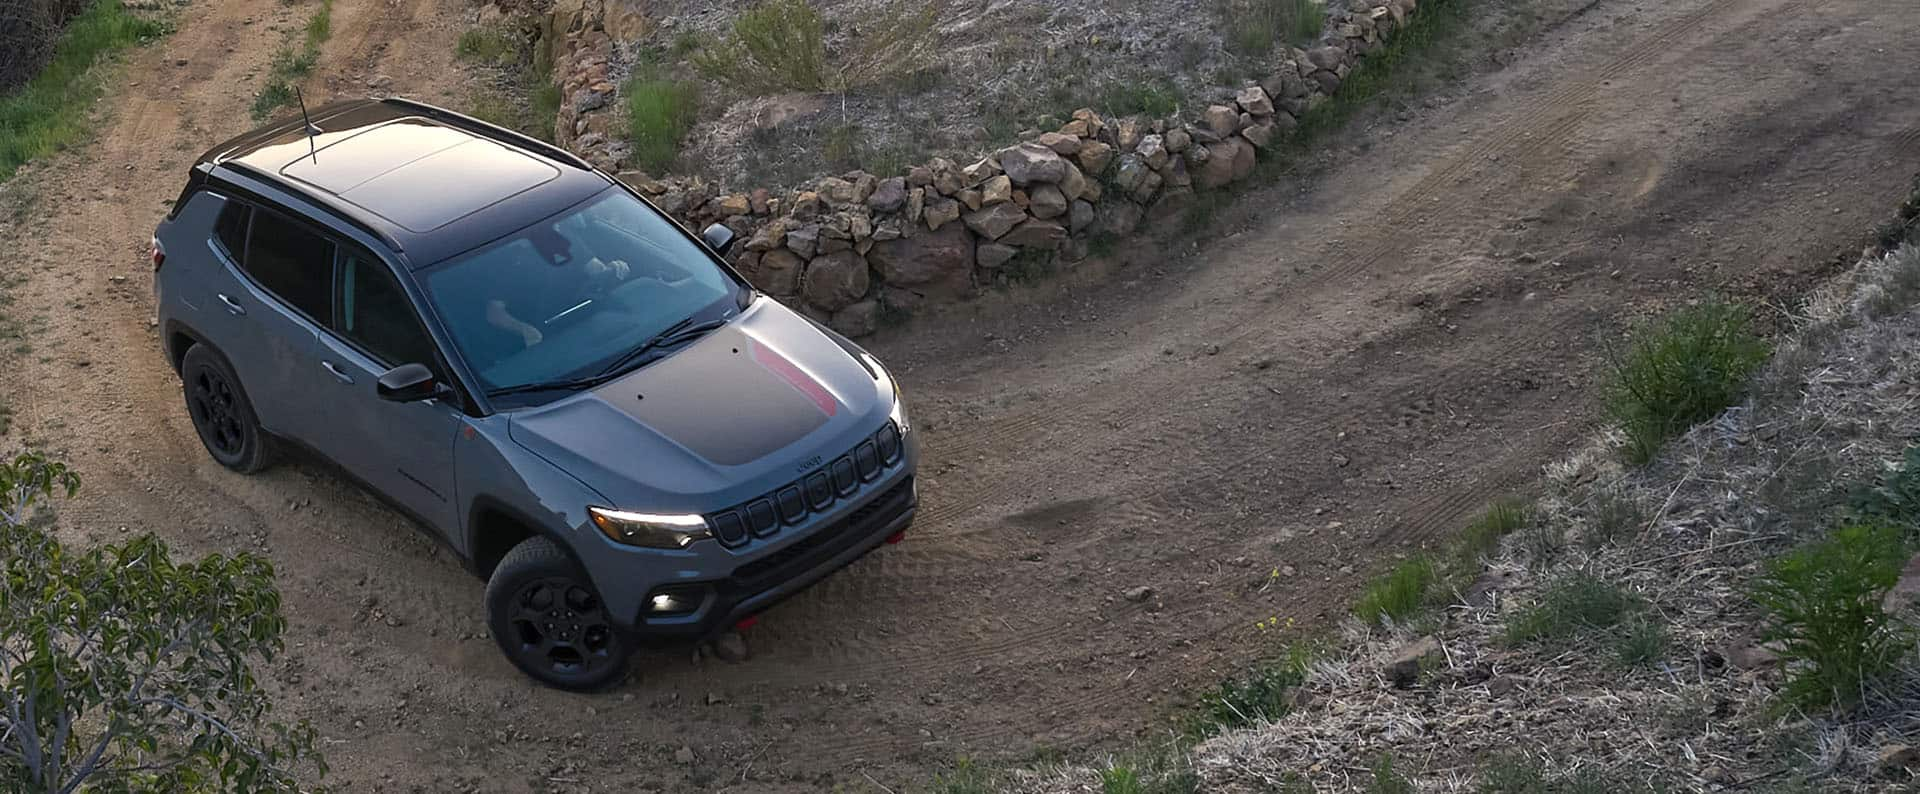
506, 300, 885, 507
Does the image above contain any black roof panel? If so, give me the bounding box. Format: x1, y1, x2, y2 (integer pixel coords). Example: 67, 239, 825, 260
199, 99, 608, 266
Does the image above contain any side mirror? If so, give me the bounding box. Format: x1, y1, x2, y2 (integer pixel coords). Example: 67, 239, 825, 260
377, 363, 440, 402
701, 223, 736, 256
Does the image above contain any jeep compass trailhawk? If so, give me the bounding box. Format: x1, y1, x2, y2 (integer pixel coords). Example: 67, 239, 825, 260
152, 98, 918, 690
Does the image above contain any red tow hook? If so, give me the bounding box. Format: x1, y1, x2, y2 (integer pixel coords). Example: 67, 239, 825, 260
885, 529, 907, 545
734, 615, 759, 631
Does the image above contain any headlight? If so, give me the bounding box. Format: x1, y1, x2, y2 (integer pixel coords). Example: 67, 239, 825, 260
588, 508, 711, 549
862, 353, 910, 434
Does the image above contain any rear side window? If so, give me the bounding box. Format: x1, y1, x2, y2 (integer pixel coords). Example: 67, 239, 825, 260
244, 210, 334, 323
213, 199, 251, 258
335, 247, 438, 369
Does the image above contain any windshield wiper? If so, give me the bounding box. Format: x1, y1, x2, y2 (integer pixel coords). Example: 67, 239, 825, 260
596, 317, 728, 378
483, 317, 730, 400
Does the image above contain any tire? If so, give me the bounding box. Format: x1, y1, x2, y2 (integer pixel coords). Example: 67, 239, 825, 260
180, 344, 274, 473
485, 536, 631, 691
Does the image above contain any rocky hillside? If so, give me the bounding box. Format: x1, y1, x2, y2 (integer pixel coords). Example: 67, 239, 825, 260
1011, 242, 1920, 791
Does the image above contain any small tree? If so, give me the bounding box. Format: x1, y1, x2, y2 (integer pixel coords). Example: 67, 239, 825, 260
0, 451, 321, 792
1751, 523, 1912, 710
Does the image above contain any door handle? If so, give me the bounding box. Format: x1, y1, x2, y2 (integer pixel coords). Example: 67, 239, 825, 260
216, 293, 246, 316
321, 361, 354, 384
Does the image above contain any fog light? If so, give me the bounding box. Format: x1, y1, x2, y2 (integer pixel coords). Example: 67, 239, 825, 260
644, 586, 705, 615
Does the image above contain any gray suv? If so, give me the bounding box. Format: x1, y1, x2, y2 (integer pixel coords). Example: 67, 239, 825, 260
151, 99, 918, 690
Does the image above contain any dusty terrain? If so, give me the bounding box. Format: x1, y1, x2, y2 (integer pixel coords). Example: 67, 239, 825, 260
3, 0, 1920, 791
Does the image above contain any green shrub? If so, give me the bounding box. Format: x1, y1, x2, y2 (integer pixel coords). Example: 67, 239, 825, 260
1613, 616, 1667, 667
1604, 300, 1770, 464
251, 0, 333, 120
1750, 523, 1911, 709
1098, 80, 1180, 118
0, 452, 322, 790
1582, 491, 1644, 549
1851, 445, 1920, 537
1222, 0, 1325, 56
456, 27, 519, 67
694, 0, 935, 95
934, 757, 995, 794
1369, 754, 1415, 794
1457, 498, 1531, 563
1, 0, 167, 181
1102, 765, 1142, 794
1354, 556, 1437, 625
1187, 647, 1309, 736
1506, 572, 1641, 645
624, 74, 699, 173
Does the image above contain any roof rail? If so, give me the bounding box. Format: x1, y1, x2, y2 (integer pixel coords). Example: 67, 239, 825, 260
380, 96, 596, 172
217, 160, 410, 253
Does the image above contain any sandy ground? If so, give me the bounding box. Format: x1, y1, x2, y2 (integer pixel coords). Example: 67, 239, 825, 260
2, 0, 1919, 790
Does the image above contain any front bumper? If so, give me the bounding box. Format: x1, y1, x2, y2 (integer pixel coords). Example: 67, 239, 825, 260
623, 474, 917, 643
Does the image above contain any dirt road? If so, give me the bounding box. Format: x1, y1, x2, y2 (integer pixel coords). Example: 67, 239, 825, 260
2, 0, 1918, 790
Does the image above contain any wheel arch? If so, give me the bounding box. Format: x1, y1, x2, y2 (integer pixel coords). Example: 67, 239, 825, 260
466, 496, 575, 580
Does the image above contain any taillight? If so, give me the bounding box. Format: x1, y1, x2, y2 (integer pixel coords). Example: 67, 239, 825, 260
149, 236, 165, 271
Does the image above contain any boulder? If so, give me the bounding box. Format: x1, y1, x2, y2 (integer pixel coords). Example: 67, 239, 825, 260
1385, 635, 1442, 689
867, 177, 908, 213
1163, 156, 1193, 188
981, 175, 1014, 205
1236, 86, 1275, 116
1311, 70, 1342, 95
715, 193, 751, 216
924, 197, 962, 231
998, 143, 1069, 186
816, 177, 859, 206
1270, 109, 1299, 135
744, 219, 790, 252
1070, 107, 1105, 138
963, 202, 1029, 240
1001, 218, 1067, 248
1194, 142, 1237, 189
1163, 127, 1192, 153
1242, 122, 1276, 150
906, 165, 934, 187
1028, 184, 1069, 220
830, 300, 880, 338
1035, 131, 1082, 155
756, 249, 804, 296
1068, 200, 1097, 235
1114, 117, 1145, 152
872, 218, 904, 241
1111, 154, 1152, 195
1137, 134, 1169, 170
749, 188, 772, 215
1202, 105, 1241, 137
932, 159, 966, 196
1131, 169, 1164, 204
868, 223, 975, 299
1146, 186, 1192, 224
1307, 45, 1347, 72
848, 171, 878, 204
1881, 745, 1920, 776
786, 225, 821, 258
962, 156, 1003, 185
976, 242, 1018, 269
958, 188, 984, 211
1058, 162, 1090, 201
1077, 140, 1115, 176
1230, 136, 1258, 181
1098, 201, 1143, 238
907, 187, 926, 223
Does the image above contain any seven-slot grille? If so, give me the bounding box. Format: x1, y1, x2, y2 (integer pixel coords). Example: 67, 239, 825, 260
704, 422, 904, 547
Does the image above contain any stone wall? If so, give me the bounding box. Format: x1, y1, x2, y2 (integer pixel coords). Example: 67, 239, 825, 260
531, 0, 1422, 337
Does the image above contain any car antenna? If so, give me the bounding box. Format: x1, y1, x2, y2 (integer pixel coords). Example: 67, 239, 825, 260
294, 87, 319, 164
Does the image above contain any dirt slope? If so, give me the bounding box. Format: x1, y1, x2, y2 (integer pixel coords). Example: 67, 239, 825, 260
2, 0, 1919, 790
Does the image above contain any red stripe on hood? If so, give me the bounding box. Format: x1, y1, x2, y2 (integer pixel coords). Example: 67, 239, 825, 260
751, 340, 838, 417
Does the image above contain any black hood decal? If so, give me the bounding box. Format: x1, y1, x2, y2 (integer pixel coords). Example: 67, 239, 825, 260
592, 333, 834, 466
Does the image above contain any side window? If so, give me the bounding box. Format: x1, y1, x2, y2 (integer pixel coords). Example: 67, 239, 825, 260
213, 198, 251, 261
243, 210, 334, 322
335, 247, 439, 369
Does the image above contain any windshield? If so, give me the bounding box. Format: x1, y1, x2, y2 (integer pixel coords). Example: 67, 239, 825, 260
422, 188, 739, 396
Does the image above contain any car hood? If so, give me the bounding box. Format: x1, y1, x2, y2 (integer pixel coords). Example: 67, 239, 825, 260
506, 299, 888, 510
